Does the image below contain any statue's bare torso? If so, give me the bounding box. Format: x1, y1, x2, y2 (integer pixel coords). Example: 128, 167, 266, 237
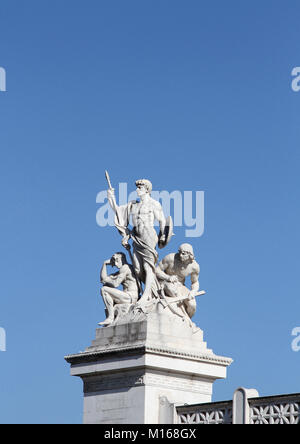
130, 198, 163, 248
158, 253, 200, 286
107, 180, 167, 306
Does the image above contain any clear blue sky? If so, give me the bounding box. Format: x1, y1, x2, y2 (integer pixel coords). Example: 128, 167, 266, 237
0, 0, 299, 424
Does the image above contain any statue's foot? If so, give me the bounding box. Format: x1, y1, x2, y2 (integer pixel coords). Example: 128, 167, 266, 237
137, 293, 151, 305
135, 302, 146, 313
135, 300, 148, 311
98, 317, 113, 326
135, 293, 155, 313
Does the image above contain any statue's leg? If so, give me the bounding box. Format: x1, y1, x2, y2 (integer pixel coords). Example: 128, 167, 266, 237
184, 298, 196, 319
99, 286, 114, 325
163, 282, 179, 298
138, 262, 155, 303
164, 283, 194, 319
132, 247, 145, 282
99, 287, 131, 325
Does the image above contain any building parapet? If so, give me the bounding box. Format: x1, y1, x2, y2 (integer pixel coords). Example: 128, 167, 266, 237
176, 388, 300, 424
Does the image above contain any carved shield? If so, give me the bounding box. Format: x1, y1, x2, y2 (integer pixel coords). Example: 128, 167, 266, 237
158, 216, 174, 249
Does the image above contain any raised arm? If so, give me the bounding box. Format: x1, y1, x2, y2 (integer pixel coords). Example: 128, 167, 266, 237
101, 261, 129, 288
100, 259, 113, 284
108, 265, 129, 288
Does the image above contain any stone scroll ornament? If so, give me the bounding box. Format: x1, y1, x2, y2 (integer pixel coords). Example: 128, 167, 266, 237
98, 171, 205, 327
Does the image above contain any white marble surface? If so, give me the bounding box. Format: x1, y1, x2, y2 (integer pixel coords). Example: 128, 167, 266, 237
66, 308, 232, 424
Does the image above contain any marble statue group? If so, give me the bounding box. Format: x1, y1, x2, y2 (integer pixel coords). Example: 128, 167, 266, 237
99, 172, 205, 328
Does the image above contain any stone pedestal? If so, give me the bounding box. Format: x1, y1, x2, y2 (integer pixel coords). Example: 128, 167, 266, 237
65, 307, 232, 424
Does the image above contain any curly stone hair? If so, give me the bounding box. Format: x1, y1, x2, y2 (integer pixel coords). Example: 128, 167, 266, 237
135, 179, 152, 194
111, 252, 127, 266
178, 243, 195, 260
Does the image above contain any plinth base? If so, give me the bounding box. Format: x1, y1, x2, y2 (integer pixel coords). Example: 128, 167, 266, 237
65, 308, 232, 424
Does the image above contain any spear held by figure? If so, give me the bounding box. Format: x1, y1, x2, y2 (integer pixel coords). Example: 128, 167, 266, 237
105, 170, 113, 191
104, 170, 142, 296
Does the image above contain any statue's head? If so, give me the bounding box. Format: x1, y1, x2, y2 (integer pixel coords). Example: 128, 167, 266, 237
111, 252, 127, 269
178, 243, 194, 263
135, 179, 152, 197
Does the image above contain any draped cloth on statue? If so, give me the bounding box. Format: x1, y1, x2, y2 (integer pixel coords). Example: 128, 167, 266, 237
113, 202, 159, 291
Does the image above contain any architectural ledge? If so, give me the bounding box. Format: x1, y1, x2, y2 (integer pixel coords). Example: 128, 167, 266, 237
65, 343, 233, 367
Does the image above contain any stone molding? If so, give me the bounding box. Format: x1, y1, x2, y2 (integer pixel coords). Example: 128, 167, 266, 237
65, 343, 233, 367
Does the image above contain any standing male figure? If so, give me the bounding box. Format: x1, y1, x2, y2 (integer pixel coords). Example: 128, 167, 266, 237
107, 178, 169, 308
